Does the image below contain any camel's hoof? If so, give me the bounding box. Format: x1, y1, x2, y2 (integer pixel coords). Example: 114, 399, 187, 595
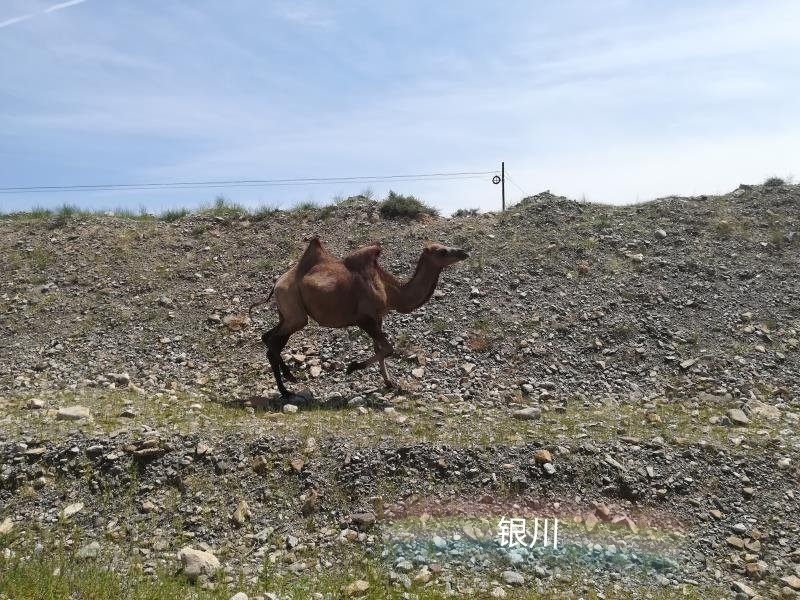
345, 362, 360, 374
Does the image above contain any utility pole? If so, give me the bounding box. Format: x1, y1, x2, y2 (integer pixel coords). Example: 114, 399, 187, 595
501, 161, 505, 211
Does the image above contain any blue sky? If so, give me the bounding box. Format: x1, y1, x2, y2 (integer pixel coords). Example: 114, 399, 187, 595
1, 0, 798, 215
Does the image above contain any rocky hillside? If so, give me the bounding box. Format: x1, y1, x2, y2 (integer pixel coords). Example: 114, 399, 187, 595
1, 183, 799, 599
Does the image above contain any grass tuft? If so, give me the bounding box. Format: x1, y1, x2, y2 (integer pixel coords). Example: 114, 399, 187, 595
379, 191, 439, 220
764, 176, 785, 187
452, 208, 480, 218
160, 208, 190, 222
201, 196, 247, 218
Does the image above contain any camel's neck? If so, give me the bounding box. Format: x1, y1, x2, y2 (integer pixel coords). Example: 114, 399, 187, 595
380, 254, 443, 314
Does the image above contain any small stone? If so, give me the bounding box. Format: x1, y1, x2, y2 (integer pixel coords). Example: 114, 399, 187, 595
76, 541, 101, 559
282, 403, 299, 413
178, 547, 220, 581
461, 362, 476, 375
231, 500, 251, 527
491, 586, 507, 598
732, 581, 758, 598
222, 314, 248, 331
252, 455, 269, 473
62, 502, 84, 518
745, 399, 780, 420
230, 593, 248, 600
542, 463, 556, 475
0, 518, 13, 534
27, 398, 45, 409
585, 514, 599, 532
350, 512, 376, 531
413, 567, 432, 583
109, 372, 131, 386
744, 561, 765, 580
301, 489, 319, 516
343, 579, 369, 596
512, 407, 541, 420
731, 524, 747, 535
396, 559, 413, 572
533, 449, 552, 464
309, 366, 322, 378
655, 228, 667, 238
727, 409, 750, 426
502, 571, 524, 586
290, 458, 305, 473
727, 536, 745, 550
744, 539, 761, 553
141, 500, 156, 514
432, 535, 447, 550
781, 575, 800, 590
411, 368, 424, 379
595, 504, 612, 521
56, 406, 92, 421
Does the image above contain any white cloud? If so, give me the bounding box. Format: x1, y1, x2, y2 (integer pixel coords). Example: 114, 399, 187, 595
0, 0, 88, 29
272, 2, 334, 28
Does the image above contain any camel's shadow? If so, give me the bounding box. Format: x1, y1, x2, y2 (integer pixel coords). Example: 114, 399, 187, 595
224, 390, 389, 412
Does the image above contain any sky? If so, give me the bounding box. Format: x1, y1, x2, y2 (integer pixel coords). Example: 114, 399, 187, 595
0, 0, 798, 215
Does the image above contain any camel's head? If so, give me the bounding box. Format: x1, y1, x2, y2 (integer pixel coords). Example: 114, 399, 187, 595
423, 241, 469, 268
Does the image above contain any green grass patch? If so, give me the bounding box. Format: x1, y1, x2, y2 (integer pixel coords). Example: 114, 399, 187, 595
379, 191, 439, 220
251, 204, 280, 221
200, 196, 247, 218
160, 208, 190, 222
452, 208, 480, 218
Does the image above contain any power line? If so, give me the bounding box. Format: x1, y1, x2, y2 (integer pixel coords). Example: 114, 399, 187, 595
504, 171, 529, 198
0, 170, 499, 195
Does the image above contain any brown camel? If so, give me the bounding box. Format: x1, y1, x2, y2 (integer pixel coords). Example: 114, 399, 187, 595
249, 236, 468, 397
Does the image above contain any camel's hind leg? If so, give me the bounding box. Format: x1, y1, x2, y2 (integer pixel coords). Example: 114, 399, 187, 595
262, 311, 308, 397
346, 319, 396, 389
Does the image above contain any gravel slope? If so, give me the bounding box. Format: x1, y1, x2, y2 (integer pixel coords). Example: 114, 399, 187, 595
1, 183, 799, 599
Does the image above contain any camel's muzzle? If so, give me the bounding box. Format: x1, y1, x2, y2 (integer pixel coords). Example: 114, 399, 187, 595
452, 249, 469, 260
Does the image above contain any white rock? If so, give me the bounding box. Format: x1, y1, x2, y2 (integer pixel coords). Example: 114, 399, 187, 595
512, 407, 541, 420
76, 541, 101, 559
62, 502, 84, 518
0, 517, 13, 534
502, 570, 525, 585
282, 404, 299, 413
56, 406, 93, 421
178, 546, 221, 581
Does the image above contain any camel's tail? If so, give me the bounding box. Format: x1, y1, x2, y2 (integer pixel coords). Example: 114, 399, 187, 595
248, 283, 276, 320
